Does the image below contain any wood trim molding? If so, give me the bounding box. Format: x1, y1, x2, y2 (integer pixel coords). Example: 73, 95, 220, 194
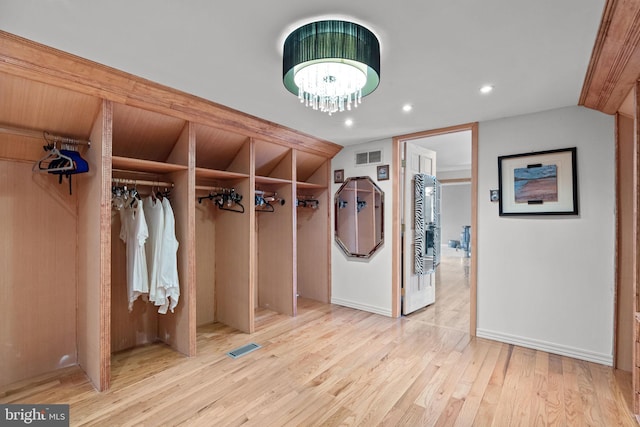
391, 135, 402, 317
633, 81, 640, 414
580, 0, 640, 114
0, 31, 342, 158
439, 178, 472, 184
469, 122, 478, 337
391, 122, 478, 336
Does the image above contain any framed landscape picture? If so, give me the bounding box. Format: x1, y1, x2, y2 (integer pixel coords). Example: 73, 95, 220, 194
498, 147, 578, 216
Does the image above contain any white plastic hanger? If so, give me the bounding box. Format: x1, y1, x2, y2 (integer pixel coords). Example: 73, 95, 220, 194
32, 146, 74, 173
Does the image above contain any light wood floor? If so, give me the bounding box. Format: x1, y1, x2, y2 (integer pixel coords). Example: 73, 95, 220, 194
1, 254, 637, 426
410, 248, 471, 334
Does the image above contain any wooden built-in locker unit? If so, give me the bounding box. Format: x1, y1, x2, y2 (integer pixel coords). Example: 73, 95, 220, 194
0, 31, 340, 391
296, 151, 331, 303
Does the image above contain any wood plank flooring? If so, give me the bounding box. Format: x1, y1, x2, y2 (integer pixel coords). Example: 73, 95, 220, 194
1, 253, 637, 426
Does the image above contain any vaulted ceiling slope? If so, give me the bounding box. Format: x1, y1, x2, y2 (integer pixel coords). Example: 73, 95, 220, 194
0, 1, 631, 146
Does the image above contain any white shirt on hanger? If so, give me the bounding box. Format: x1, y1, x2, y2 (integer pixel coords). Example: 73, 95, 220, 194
143, 195, 164, 304
156, 197, 180, 314
119, 199, 149, 311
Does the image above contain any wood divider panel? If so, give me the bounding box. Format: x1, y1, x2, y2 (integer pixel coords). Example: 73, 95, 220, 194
228, 140, 252, 175
269, 149, 294, 181
77, 99, 112, 391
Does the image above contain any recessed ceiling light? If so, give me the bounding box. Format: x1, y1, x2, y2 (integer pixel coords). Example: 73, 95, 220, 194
402, 104, 413, 112
345, 118, 354, 127
480, 85, 494, 94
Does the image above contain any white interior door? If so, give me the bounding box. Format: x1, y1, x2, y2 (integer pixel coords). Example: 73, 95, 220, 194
402, 142, 437, 315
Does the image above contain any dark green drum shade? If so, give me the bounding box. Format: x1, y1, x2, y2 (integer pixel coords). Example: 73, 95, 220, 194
283, 20, 380, 114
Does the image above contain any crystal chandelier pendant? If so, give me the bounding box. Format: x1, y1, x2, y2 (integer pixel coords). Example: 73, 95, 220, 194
283, 20, 380, 115
294, 61, 367, 115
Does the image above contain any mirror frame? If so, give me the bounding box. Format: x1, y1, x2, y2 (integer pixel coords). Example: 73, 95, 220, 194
414, 174, 441, 274
334, 176, 384, 258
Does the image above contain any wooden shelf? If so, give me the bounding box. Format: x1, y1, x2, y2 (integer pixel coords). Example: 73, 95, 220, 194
255, 176, 292, 185
296, 181, 325, 190
112, 156, 187, 174
195, 167, 248, 180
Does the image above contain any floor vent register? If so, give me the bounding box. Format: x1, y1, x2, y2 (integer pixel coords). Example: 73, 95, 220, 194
227, 343, 261, 359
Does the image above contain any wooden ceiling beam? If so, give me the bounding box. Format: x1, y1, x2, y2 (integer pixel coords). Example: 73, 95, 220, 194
580, 0, 640, 114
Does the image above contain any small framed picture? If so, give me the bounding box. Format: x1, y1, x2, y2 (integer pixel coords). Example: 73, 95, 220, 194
334, 169, 344, 184
377, 164, 389, 181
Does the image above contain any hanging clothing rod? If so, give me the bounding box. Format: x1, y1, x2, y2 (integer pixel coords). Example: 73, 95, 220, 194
196, 185, 236, 192
0, 123, 91, 147
112, 177, 174, 188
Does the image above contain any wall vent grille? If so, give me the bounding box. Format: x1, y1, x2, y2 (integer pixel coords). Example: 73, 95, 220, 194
355, 149, 383, 166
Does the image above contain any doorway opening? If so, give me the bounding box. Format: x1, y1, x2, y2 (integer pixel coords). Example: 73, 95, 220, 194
392, 123, 478, 336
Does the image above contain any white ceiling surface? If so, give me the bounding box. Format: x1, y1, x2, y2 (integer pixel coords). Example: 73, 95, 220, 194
0, 1, 605, 149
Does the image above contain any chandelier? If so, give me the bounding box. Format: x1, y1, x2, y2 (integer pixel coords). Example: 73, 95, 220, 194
283, 20, 380, 115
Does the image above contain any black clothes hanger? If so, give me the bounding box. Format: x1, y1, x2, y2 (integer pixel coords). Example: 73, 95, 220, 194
198, 189, 244, 214
255, 192, 285, 213
255, 195, 275, 212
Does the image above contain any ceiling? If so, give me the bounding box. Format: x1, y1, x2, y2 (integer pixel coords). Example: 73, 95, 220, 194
0, 1, 605, 149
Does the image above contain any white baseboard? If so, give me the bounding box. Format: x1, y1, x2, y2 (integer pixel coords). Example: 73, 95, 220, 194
476, 328, 613, 366
331, 297, 392, 317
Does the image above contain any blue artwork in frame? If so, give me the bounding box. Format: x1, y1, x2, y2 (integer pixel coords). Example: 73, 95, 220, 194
498, 147, 578, 216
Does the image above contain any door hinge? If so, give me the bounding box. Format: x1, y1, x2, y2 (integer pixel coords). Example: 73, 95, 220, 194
401, 223, 405, 233
401, 159, 406, 168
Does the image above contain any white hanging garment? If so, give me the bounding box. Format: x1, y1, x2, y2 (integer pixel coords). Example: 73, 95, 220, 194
119, 199, 150, 311
143, 195, 164, 304
156, 197, 180, 314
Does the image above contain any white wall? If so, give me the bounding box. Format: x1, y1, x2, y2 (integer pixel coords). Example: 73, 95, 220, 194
331, 139, 394, 316
477, 106, 615, 365
441, 183, 471, 244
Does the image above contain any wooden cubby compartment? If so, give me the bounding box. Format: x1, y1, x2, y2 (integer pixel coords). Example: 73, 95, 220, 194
195, 124, 253, 334
256, 181, 295, 316
110, 104, 194, 360
255, 139, 292, 183
295, 151, 330, 303
0, 73, 101, 388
